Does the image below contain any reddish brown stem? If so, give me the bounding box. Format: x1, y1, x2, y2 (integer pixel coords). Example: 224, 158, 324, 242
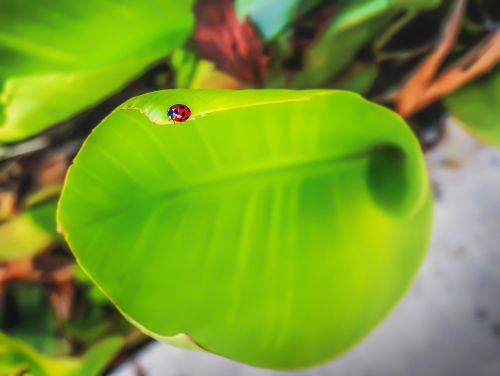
395, 0, 468, 116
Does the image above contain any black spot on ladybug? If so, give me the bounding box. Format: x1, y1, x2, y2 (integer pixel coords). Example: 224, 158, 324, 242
181, 112, 185, 116
179, 105, 185, 109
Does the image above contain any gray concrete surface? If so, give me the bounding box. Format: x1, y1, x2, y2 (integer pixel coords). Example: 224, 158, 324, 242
112, 121, 500, 376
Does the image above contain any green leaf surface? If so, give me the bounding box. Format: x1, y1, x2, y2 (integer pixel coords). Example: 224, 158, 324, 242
291, 0, 441, 88
0, 0, 194, 142
0, 333, 121, 376
0, 200, 57, 262
58, 89, 432, 369
445, 68, 500, 145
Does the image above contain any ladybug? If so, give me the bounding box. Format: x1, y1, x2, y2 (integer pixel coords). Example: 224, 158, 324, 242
167, 104, 191, 123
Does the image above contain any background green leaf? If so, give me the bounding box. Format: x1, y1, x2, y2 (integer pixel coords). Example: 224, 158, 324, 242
0, 200, 57, 262
445, 68, 500, 145
72, 336, 122, 376
336, 65, 379, 94
0, 0, 194, 142
58, 89, 432, 369
0, 332, 121, 376
291, 0, 441, 88
235, 0, 323, 40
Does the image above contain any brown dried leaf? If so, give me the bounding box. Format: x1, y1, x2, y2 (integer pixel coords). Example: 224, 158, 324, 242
395, 0, 467, 116
395, 0, 500, 117
0, 258, 36, 285
47, 280, 73, 321
194, 0, 268, 86
0, 190, 17, 220
0, 252, 72, 285
36, 153, 69, 187
425, 31, 500, 103
0, 253, 74, 320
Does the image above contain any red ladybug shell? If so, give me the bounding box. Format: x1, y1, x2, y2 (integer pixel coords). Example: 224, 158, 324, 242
167, 104, 191, 122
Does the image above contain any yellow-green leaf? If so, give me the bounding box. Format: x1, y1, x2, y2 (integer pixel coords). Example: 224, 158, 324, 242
445, 68, 500, 145
58, 89, 433, 369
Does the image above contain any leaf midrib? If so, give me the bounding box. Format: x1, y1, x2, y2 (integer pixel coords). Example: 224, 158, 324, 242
66, 146, 375, 228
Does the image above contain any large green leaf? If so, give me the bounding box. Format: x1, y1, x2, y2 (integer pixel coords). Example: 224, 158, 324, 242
58, 89, 432, 369
0, 333, 121, 376
291, 0, 441, 88
0, 0, 194, 143
445, 68, 500, 145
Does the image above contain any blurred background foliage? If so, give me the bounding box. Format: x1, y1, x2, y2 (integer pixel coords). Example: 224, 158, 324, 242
0, 0, 498, 374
